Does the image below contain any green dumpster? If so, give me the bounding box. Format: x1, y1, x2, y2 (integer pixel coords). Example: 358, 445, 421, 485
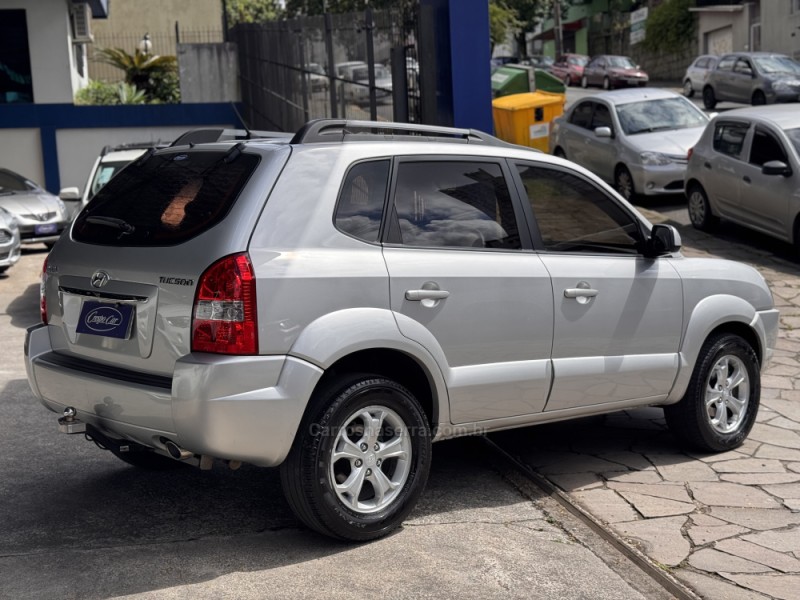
491, 64, 535, 98
535, 69, 566, 94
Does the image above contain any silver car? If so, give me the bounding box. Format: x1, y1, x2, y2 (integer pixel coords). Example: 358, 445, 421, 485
26, 119, 778, 542
682, 54, 718, 98
0, 168, 70, 248
0, 206, 21, 274
703, 52, 800, 109
550, 88, 710, 200
685, 105, 800, 251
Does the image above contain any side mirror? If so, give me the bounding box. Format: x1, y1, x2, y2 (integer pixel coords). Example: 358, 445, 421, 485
59, 187, 80, 201
646, 223, 681, 257
762, 160, 792, 177
594, 126, 612, 138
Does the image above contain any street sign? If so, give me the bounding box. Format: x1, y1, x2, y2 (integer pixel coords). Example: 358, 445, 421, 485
630, 7, 648, 45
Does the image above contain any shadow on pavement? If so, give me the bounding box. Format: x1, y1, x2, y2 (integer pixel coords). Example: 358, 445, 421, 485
6, 283, 40, 329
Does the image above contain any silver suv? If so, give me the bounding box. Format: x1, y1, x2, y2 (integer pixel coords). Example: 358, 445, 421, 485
25, 119, 779, 541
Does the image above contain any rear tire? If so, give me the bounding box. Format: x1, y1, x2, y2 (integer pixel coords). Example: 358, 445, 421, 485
665, 333, 760, 452
752, 90, 766, 106
703, 86, 717, 110
687, 184, 718, 231
280, 373, 431, 542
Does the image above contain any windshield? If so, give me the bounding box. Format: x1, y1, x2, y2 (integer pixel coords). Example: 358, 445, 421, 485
0, 169, 38, 193
88, 160, 133, 201
616, 97, 708, 135
307, 63, 324, 74
786, 127, 800, 156
568, 56, 588, 67
754, 56, 800, 74
607, 56, 636, 69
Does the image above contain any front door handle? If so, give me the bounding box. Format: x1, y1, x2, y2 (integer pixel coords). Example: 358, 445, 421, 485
743, 175, 751, 184
564, 281, 599, 305
405, 289, 450, 301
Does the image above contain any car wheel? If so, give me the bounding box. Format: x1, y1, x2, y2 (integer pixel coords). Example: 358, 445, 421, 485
280, 373, 431, 541
553, 147, 566, 159
703, 86, 717, 110
752, 90, 766, 106
614, 165, 635, 201
687, 184, 718, 231
683, 79, 694, 98
0, 266, 8, 275
563, 75, 571, 88
581, 76, 588, 89
665, 333, 760, 452
603, 76, 612, 90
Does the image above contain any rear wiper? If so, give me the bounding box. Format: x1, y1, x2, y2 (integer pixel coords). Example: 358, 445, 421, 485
85, 216, 135, 234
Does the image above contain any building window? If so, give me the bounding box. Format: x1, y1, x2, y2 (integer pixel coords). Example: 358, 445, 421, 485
0, 9, 34, 103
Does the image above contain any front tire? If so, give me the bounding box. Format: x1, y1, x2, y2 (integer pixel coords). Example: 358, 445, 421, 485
603, 76, 612, 90
752, 90, 766, 106
614, 165, 636, 201
564, 75, 571, 88
581, 75, 588, 89
280, 374, 431, 541
683, 79, 694, 98
665, 333, 760, 452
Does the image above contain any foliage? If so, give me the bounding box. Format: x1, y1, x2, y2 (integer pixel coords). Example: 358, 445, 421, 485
489, 2, 522, 53
75, 80, 146, 105
642, 0, 695, 53
225, 0, 283, 25
94, 47, 179, 103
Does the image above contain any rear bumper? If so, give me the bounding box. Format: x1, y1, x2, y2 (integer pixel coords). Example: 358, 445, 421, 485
25, 324, 323, 467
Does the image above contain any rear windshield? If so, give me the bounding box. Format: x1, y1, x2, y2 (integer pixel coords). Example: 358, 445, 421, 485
73, 149, 259, 246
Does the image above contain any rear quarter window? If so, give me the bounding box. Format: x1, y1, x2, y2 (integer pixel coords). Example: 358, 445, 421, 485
73, 149, 259, 246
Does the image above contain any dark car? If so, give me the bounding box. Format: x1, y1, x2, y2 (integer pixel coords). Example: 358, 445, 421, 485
702, 52, 800, 109
581, 55, 648, 90
549, 53, 589, 87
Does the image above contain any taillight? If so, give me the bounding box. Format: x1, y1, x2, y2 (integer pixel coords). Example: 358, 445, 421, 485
40, 256, 48, 324
687, 147, 694, 161
191, 253, 258, 355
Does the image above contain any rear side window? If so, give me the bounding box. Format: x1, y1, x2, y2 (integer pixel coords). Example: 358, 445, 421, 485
334, 159, 389, 242
73, 149, 259, 246
713, 122, 749, 158
388, 161, 521, 250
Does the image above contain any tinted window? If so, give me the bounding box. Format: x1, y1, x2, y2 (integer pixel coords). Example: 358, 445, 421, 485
73, 149, 259, 246
88, 160, 133, 201
713, 122, 749, 157
390, 161, 520, 250
695, 57, 709, 69
590, 104, 612, 130
335, 160, 389, 242
516, 164, 642, 255
569, 102, 594, 129
749, 128, 788, 166
734, 59, 753, 75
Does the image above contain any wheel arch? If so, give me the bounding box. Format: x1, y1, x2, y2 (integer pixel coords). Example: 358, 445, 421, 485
666, 295, 765, 404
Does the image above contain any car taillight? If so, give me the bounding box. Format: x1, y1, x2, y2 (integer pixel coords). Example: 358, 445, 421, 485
40, 256, 48, 324
191, 253, 258, 355
687, 147, 694, 161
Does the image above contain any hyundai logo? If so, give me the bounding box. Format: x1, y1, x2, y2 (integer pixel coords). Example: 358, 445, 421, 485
91, 271, 110, 288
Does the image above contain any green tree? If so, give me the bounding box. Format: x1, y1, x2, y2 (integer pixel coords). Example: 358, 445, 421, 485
489, 2, 522, 55
225, 0, 283, 25
642, 0, 694, 53
94, 47, 179, 103
503, 0, 549, 57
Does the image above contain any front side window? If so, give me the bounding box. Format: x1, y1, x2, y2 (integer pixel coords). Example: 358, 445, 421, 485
569, 102, 594, 129
713, 122, 750, 158
389, 161, 521, 250
717, 56, 735, 72
590, 103, 613, 131
515, 164, 642, 255
734, 59, 753, 75
334, 159, 389, 242
749, 127, 788, 166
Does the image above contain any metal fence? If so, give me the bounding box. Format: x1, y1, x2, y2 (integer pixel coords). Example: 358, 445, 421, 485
88, 28, 224, 82
230, 7, 420, 133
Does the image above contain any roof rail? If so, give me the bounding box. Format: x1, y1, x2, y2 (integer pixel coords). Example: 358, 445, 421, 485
170, 128, 292, 147
290, 119, 516, 148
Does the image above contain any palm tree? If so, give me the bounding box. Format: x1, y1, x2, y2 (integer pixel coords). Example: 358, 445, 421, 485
94, 47, 178, 102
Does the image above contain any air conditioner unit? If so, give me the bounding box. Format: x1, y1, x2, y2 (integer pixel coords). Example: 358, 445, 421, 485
70, 2, 93, 44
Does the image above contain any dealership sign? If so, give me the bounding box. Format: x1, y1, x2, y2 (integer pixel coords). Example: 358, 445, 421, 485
630, 7, 648, 45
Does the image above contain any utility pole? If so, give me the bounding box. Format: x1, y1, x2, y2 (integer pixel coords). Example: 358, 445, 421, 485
553, 0, 563, 59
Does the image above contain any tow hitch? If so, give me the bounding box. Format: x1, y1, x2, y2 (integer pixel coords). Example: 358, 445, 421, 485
58, 406, 86, 434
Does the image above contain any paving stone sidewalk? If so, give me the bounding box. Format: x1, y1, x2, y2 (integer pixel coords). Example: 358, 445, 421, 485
493, 214, 800, 600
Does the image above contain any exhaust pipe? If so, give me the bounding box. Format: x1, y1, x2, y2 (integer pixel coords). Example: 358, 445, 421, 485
164, 440, 193, 460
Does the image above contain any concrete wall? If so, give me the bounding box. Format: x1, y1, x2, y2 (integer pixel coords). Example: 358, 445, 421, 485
0, 128, 44, 186
761, 3, 800, 59
178, 43, 240, 103
91, 0, 223, 37
0, 0, 80, 103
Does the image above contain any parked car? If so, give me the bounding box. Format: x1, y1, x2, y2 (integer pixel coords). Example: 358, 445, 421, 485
581, 55, 648, 89
702, 52, 800, 109
26, 119, 778, 543
682, 54, 719, 98
550, 88, 710, 200
306, 63, 329, 93
521, 55, 554, 69
0, 167, 69, 248
349, 64, 392, 104
685, 105, 800, 252
59, 142, 164, 221
490, 55, 518, 68
0, 206, 21, 274
550, 53, 589, 87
